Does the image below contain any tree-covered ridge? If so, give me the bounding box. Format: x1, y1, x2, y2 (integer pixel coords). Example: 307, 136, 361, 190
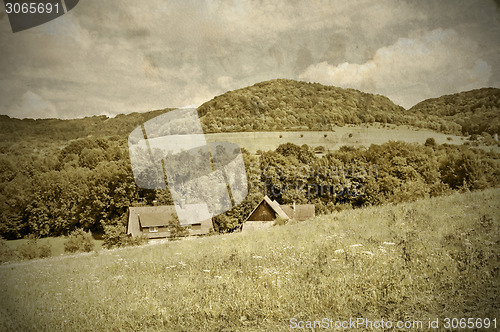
408, 88, 500, 135
0, 109, 171, 143
198, 79, 412, 132
1, 80, 498, 144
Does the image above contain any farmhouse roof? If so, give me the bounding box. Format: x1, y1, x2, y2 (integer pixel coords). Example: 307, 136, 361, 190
280, 204, 315, 221
127, 204, 213, 237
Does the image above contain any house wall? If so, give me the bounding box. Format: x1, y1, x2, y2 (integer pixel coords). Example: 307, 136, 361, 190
247, 202, 276, 221
187, 218, 213, 236
242, 220, 274, 232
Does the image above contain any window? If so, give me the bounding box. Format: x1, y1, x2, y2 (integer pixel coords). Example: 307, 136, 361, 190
149, 226, 158, 233
191, 224, 202, 231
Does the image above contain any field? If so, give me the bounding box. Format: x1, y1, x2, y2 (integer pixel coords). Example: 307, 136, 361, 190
4, 237, 104, 258
205, 125, 476, 153
0, 189, 498, 331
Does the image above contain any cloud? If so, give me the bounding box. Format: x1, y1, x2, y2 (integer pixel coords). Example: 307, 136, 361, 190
7, 91, 58, 119
0, 0, 498, 119
299, 28, 493, 108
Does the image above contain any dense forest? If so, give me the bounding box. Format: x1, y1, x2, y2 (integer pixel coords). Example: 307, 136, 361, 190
0, 79, 499, 239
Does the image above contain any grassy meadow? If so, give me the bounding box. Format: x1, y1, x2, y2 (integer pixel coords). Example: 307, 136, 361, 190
3, 237, 104, 258
0, 189, 499, 331
205, 126, 497, 153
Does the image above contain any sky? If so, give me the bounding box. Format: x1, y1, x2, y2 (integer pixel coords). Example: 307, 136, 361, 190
0, 0, 499, 119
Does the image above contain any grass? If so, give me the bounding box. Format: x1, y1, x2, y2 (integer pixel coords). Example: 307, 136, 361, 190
204, 126, 481, 153
0, 189, 498, 331
4, 237, 104, 258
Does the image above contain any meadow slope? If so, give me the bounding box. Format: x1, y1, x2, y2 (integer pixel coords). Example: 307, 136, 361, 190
0, 189, 499, 331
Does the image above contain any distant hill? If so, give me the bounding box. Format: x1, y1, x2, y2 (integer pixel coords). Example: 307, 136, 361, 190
198, 79, 412, 132
1, 79, 499, 146
0, 109, 171, 144
408, 88, 500, 135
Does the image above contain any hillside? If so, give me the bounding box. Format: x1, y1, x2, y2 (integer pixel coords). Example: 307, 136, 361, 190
1, 80, 498, 146
1, 189, 498, 331
0, 109, 171, 144
197, 79, 489, 135
198, 79, 409, 132
409, 88, 500, 136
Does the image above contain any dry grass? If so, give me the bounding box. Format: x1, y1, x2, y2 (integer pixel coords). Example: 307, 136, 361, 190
204, 127, 479, 153
0, 189, 498, 331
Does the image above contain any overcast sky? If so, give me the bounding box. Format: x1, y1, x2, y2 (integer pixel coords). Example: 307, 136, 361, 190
0, 0, 499, 119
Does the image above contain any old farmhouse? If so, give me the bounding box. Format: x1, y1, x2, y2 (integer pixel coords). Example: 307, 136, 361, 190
242, 196, 315, 231
127, 204, 213, 238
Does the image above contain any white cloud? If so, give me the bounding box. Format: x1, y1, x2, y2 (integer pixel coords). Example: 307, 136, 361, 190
299, 28, 493, 108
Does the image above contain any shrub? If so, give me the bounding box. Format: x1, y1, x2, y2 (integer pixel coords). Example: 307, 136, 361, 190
102, 224, 127, 249
39, 243, 52, 258
124, 235, 149, 246
102, 224, 148, 249
273, 216, 287, 226
64, 229, 95, 253
168, 219, 189, 239
17, 236, 52, 260
424, 137, 436, 147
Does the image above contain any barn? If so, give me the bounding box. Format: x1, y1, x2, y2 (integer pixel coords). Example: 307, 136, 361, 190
242, 196, 315, 231
127, 204, 213, 238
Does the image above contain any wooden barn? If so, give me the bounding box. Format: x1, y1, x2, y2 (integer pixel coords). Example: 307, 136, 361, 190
127, 204, 213, 238
242, 196, 315, 231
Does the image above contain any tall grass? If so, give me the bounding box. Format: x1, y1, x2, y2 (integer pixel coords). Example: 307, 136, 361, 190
0, 189, 498, 331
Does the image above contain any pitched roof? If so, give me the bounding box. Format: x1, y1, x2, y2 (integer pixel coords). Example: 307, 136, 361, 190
280, 204, 315, 221
138, 212, 175, 227
127, 204, 213, 237
176, 203, 212, 226
244, 195, 290, 222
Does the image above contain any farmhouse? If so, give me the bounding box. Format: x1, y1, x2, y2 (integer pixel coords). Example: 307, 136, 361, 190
242, 196, 315, 231
127, 204, 213, 238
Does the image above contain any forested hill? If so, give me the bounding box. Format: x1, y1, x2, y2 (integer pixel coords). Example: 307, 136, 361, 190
198, 79, 406, 132
0, 109, 171, 143
1, 80, 499, 144
197, 79, 499, 135
408, 88, 500, 135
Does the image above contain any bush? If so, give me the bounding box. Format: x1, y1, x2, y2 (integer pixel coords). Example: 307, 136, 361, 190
102, 224, 127, 249
39, 243, 52, 258
64, 229, 95, 253
273, 216, 287, 226
17, 236, 52, 260
168, 220, 189, 239
425, 137, 436, 147
102, 224, 148, 249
